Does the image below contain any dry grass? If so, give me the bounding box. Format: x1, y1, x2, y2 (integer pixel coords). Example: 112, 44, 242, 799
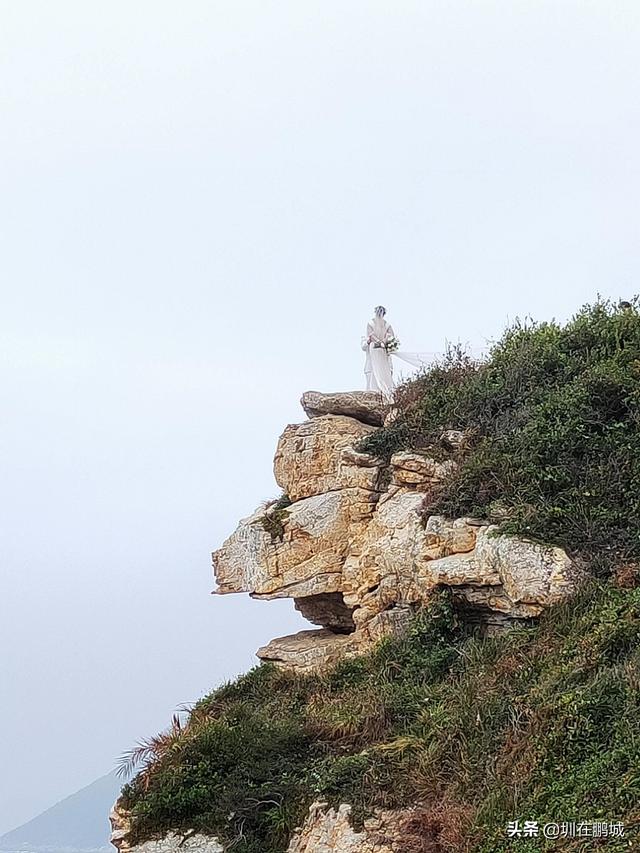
396, 801, 478, 853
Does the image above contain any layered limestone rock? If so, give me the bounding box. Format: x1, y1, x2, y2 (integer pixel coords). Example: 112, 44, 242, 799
287, 802, 401, 853
212, 390, 583, 669
345, 500, 577, 642
214, 488, 377, 601
110, 800, 405, 853
301, 390, 387, 427
274, 415, 380, 501
389, 451, 456, 489
112, 835, 223, 853
258, 629, 360, 674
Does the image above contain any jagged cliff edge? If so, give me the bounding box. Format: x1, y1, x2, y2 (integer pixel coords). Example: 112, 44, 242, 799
213, 390, 582, 671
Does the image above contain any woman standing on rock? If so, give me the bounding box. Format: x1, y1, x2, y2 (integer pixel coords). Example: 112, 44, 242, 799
362, 305, 398, 399
362, 306, 434, 399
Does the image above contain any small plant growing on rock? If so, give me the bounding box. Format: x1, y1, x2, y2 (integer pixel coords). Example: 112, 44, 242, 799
259, 493, 292, 542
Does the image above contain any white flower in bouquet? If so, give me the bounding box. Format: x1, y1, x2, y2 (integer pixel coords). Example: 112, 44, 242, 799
385, 336, 400, 354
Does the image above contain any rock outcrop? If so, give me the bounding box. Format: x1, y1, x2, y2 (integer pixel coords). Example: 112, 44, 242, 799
257, 628, 359, 673
112, 390, 586, 853
110, 805, 222, 853
287, 802, 403, 853
274, 415, 379, 501
213, 391, 583, 670
111, 800, 406, 853
301, 390, 387, 427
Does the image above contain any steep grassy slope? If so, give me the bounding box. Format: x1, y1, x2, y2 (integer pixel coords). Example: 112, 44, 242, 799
121, 586, 640, 852
120, 300, 640, 852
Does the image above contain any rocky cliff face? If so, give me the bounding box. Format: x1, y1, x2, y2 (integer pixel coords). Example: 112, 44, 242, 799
112, 390, 584, 853
287, 802, 410, 853
111, 800, 410, 853
110, 805, 224, 853
212, 391, 582, 672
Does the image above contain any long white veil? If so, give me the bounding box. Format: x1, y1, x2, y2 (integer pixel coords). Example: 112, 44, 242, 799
394, 343, 488, 369
392, 350, 435, 369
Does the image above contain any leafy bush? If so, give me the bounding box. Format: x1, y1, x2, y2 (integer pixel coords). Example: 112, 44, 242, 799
359, 299, 640, 575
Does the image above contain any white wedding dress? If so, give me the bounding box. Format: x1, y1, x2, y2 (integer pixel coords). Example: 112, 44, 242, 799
362, 316, 433, 400
362, 317, 396, 399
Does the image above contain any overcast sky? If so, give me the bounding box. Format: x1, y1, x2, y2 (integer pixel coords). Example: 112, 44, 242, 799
1, 0, 639, 835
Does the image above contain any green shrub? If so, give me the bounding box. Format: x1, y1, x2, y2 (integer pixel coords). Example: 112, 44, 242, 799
259, 493, 292, 542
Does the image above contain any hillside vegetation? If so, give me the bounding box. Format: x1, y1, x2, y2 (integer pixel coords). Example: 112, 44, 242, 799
120, 300, 640, 852
361, 299, 640, 577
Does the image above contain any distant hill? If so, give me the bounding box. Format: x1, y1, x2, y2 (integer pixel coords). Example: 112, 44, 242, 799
0, 772, 121, 853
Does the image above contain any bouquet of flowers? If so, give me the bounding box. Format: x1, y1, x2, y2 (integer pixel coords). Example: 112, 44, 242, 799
385, 336, 400, 354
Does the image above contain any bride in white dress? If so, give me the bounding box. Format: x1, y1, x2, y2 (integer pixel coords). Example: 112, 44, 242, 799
362, 306, 431, 400
362, 306, 396, 398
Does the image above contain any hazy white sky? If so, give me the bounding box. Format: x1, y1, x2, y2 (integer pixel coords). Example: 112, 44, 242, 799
1, 0, 639, 834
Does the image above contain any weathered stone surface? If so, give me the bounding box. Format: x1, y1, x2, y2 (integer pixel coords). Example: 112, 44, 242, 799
390, 451, 456, 489
213, 492, 357, 599
342, 490, 426, 620
357, 603, 417, 645
419, 527, 580, 616
341, 486, 580, 640
110, 804, 132, 853
295, 593, 355, 633
287, 802, 402, 853
481, 528, 578, 610
341, 509, 478, 615
274, 416, 379, 502
301, 391, 388, 426
118, 836, 223, 853
213, 394, 584, 671
383, 407, 399, 427
440, 429, 468, 452
423, 515, 479, 559
110, 804, 222, 853
258, 630, 360, 673
451, 585, 538, 621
